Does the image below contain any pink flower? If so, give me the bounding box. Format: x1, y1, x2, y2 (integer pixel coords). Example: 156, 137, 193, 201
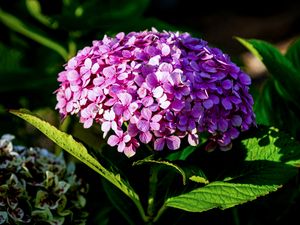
113, 93, 138, 121
55, 29, 255, 157
107, 130, 131, 153
101, 109, 118, 138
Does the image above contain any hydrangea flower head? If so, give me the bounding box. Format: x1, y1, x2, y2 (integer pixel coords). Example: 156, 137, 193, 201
55, 28, 255, 157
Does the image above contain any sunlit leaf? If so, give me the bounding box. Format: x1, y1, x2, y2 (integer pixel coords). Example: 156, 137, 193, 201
165, 126, 300, 212
10, 109, 141, 206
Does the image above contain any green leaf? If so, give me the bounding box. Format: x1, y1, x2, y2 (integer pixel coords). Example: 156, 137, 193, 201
57, 195, 68, 215
49, 217, 65, 225
133, 159, 187, 185
166, 145, 197, 161
243, 127, 300, 167
0, 211, 8, 224
189, 175, 209, 184
285, 38, 300, 71
0, 9, 68, 60
10, 109, 141, 207
251, 81, 273, 125
165, 126, 300, 212
237, 37, 300, 103
235, 37, 262, 60
32, 207, 53, 221
166, 181, 279, 212
35, 190, 50, 209
186, 165, 209, 184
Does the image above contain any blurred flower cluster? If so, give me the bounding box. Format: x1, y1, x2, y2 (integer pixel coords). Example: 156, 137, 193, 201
56, 29, 255, 157
0, 134, 88, 224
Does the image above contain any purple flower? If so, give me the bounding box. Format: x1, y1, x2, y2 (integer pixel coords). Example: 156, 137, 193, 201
55, 28, 255, 157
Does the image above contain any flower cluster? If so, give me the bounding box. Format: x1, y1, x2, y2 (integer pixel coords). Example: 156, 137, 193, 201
55, 28, 255, 157
0, 134, 88, 224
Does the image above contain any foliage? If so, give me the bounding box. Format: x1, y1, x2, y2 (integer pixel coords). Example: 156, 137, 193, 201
237, 37, 300, 139
11, 109, 300, 224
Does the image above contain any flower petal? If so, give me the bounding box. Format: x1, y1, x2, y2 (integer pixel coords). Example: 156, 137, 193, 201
166, 136, 181, 150
107, 135, 119, 146
118, 93, 132, 105
154, 138, 165, 151
137, 119, 150, 132
139, 131, 152, 144
222, 98, 232, 110
153, 86, 164, 99
203, 99, 213, 109
188, 133, 199, 146
141, 108, 152, 120
101, 121, 111, 133
103, 66, 116, 77
148, 55, 160, 66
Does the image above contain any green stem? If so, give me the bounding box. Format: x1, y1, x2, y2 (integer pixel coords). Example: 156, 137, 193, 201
153, 204, 168, 223
132, 199, 149, 223
232, 207, 240, 225
147, 166, 159, 217
0, 9, 68, 60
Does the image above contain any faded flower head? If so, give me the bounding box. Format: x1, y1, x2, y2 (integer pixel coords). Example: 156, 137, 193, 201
0, 134, 88, 224
55, 28, 255, 157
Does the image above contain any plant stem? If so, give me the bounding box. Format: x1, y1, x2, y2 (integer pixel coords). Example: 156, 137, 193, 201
147, 166, 159, 217
132, 199, 149, 223
153, 204, 168, 223
232, 207, 240, 225
0, 9, 68, 60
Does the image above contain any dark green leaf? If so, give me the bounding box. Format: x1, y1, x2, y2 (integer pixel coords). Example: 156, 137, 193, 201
133, 159, 187, 185
237, 37, 300, 103
251, 81, 273, 125
286, 38, 300, 71
32, 207, 53, 221
166, 146, 197, 161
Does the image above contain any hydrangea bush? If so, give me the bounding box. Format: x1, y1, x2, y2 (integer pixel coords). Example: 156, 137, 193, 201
9, 29, 300, 225
55, 29, 255, 157
0, 134, 88, 224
